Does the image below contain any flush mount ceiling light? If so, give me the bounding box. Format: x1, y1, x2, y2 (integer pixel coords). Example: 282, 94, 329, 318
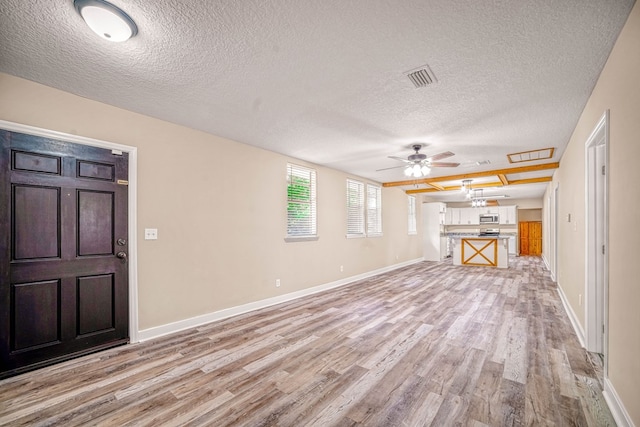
74, 0, 138, 42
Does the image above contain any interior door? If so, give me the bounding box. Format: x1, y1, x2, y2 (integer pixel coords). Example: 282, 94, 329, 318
518, 221, 542, 256
0, 130, 129, 378
519, 222, 530, 255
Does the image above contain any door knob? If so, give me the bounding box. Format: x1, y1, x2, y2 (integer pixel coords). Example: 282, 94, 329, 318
116, 251, 127, 261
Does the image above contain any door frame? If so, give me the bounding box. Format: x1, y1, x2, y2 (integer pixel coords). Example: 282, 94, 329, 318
0, 120, 139, 343
584, 110, 609, 361
551, 183, 559, 281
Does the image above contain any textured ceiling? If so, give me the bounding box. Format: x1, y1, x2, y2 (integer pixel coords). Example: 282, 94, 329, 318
0, 0, 635, 202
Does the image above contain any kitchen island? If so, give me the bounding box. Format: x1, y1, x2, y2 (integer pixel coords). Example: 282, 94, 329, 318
451, 235, 509, 268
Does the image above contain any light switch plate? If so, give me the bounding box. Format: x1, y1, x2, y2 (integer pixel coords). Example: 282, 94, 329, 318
144, 228, 158, 240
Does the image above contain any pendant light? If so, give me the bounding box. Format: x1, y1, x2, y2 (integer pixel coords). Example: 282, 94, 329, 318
74, 0, 138, 42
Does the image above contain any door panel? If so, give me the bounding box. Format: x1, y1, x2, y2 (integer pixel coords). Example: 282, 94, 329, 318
13, 150, 61, 174
77, 274, 115, 336
78, 190, 114, 256
77, 160, 115, 181
12, 280, 61, 351
13, 185, 60, 260
1, 129, 129, 378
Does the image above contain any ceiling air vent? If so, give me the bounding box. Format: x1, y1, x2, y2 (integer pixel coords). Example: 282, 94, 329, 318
508, 147, 555, 163
406, 65, 437, 88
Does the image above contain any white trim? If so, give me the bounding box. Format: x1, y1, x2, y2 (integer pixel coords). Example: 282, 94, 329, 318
556, 281, 585, 348
138, 257, 423, 342
541, 254, 551, 272
0, 120, 140, 343
552, 183, 559, 282
604, 378, 635, 427
584, 110, 609, 355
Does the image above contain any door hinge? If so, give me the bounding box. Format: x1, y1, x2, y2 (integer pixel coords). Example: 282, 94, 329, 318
112, 149, 123, 156
603, 324, 605, 334
601, 165, 605, 175
602, 245, 605, 255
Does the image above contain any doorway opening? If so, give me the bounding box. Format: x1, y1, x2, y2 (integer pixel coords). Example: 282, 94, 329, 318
585, 111, 608, 360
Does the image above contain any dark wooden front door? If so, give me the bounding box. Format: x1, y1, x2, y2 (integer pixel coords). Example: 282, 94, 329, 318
0, 130, 129, 378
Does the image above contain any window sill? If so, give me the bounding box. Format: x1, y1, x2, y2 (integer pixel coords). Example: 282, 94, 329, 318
346, 234, 365, 239
284, 235, 319, 243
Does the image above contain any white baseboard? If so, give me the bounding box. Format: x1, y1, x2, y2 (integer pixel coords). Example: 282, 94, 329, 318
604, 378, 636, 427
541, 254, 557, 282
555, 282, 585, 348
541, 254, 550, 271
137, 258, 424, 342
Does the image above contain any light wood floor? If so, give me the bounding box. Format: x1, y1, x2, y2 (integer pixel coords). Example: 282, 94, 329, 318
0, 257, 614, 426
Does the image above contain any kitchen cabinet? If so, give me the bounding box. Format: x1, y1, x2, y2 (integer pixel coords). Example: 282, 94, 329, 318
460, 208, 480, 225
507, 235, 517, 255
445, 207, 485, 225
451, 236, 509, 268
422, 203, 446, 261
499, 206, 517, 225
478, 207, 499, 215
445, 207, 459, 225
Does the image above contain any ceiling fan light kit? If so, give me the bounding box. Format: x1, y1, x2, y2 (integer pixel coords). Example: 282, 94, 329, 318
404, 163, 430, 178
385, 144, 459, 178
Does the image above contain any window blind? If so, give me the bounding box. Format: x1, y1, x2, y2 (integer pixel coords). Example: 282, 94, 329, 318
346, 179, 364, 236
408, 195, 417, 234
287, 164, 317, 237
366, 184, 382, 235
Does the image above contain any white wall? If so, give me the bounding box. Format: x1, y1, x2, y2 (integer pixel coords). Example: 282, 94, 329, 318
543, 3, 640, 424
0, 73, 423, 332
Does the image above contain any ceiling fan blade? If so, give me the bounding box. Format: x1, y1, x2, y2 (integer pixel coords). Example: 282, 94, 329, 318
426, 151, 455, 162
376, 165, 406, 171
429, 161, 460, 167
388, 156, 412, 163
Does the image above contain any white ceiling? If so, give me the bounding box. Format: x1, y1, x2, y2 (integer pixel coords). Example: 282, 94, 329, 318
0, 0, 635, 202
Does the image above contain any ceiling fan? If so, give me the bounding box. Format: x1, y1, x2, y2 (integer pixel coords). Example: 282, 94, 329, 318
377, 144, 459, 177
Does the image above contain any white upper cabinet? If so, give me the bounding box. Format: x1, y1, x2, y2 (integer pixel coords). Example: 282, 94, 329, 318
499, 206, 517, 225
460, 208, 480, 225
445, 207, 457, 225
445, 207, 484, 225
477, 207, 499, 215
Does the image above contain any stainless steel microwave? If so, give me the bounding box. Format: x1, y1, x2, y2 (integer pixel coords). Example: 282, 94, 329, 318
479, 213, 499, 224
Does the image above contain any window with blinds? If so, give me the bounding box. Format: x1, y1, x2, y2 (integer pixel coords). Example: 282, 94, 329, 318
346, 179, 365, 237
408, 195, 417, 235
366, 184, 382, 236
287, 164, 317, 238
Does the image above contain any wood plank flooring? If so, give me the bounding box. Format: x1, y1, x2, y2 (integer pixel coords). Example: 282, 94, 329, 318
0, 257, 614, 426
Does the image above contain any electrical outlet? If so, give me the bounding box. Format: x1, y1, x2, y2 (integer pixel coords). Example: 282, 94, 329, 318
340, 265, 343, 272
144, 228, 158, 240
275, 279, 280, 287
579, 294, 582, 306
